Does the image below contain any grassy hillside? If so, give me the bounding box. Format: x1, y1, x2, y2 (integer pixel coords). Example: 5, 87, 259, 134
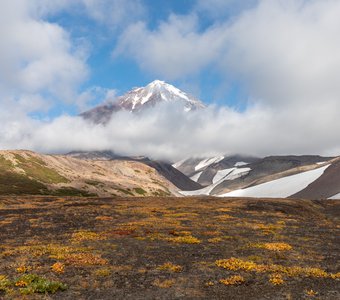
0, 151, 174, 197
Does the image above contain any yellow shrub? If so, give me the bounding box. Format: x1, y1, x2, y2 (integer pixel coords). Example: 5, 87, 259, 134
219, 275, 245, 285
263, 243, 292, 251
158, 262, 182, 273
250, 242, 292, 251
166, 235, 201, 244
215, 257, 335, 279
16, 265, 31, 273
51, 262, 65, 273
269, 273, 284, 285
71, 231, 106, 243
208, 237, 223, 243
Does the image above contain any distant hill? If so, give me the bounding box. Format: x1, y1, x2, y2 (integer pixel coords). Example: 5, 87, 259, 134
176, 155, 340, 199
0, 150, 178, 197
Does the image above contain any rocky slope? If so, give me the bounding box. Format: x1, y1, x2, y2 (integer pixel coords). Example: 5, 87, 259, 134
177, 155, 340, 199
0, 150, 178, 197
66, 151, 202, 191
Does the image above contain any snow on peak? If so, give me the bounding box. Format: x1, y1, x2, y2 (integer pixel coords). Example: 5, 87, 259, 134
148, 80, 166, 86
80, 80, 206, 123
116, 80, 206, 112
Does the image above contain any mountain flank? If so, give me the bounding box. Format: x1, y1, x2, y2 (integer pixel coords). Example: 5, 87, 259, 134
0, 150, 177, 197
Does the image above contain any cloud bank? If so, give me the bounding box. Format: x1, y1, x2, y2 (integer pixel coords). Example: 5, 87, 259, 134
1, 0, 340, 161
6, 101, 340, 161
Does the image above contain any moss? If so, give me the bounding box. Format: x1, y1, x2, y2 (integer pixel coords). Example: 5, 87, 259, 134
15, 274, 67, 295
0, 156, 49, 195
116, 188, 134, 196
0, 155, 15, 170
84, 180, 102, 186
52, 187, 97, 197
133, 187, 147, 195
153, 189, 171, 197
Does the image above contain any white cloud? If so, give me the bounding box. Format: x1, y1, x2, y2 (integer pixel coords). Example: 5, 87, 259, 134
76, 86, 117, 112
0, 0, 88, 110
113, 14, 227, 79
5, 100, 338, 161
1, 0, 340, 160
82, 0, 145, 28
0, 0, 144, 114
222, 0, 340, 107
107, 0, 340, 159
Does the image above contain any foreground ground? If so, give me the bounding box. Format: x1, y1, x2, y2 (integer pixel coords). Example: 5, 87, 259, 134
0, 196, 339, 299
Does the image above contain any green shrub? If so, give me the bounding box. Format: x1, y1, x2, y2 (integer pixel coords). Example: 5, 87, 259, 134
15, 274, 67, 295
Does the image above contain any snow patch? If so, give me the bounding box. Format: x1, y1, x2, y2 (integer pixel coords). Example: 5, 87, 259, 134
172, 158, 187, 169
181, 167, 251, 196
224, 167, 251, 181
219, 165, 330, 198
195, 156, 224, 171
190, 171, 203, 182
234, 161, 248, 167
329, 192, 340, 199
212, 168, 235, 184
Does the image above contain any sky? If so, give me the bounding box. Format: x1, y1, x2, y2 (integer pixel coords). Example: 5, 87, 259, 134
1, 0, 340, 160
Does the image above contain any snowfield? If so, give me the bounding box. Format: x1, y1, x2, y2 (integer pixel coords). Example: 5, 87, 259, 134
190, 171, 203, 182
212, 168, 235, 184
234, 162, 249, 167
329, 192, 340, 199
219, 165, 330, 198
194, 156, 224, 171
223, 167, 251, 181
181, 167, 252, 196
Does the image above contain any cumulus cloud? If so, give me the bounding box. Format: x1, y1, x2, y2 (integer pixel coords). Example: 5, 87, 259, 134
107, 0, 340, 159
1, 0, 340, 161
0, 0, 145, 111
81, 0, 145, 28
0, 0, 88, 114
76, 87, 117, 112
113, 14, 227, 79
222, 0, 340, 107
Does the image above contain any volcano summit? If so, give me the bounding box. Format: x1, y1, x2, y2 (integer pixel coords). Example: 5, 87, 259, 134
81, 80, 205, 123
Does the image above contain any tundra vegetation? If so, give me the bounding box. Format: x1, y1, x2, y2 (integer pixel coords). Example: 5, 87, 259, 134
0, 196, 339, 299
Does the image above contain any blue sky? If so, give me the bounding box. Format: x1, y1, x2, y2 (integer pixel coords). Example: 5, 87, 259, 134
43, 0, 254, 116
1, 0, 340, 158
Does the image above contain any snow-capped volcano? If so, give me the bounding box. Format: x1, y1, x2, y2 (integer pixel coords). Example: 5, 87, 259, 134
81, 80, 205, 123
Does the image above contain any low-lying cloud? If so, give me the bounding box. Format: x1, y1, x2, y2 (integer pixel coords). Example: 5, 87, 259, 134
3, 101, 339, 161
